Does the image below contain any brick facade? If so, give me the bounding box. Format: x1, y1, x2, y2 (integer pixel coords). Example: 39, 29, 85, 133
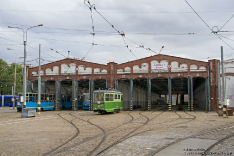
28, 54, 219, 110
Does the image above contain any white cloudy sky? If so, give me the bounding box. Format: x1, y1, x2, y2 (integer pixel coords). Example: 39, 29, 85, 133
0, 0, 234, 66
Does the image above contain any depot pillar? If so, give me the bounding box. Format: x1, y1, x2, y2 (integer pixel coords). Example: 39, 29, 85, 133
55, 79, 61, 110
205, 76, 210, 111
27, 80, 33, 92
89, 78, 94, 111
148, 77, 151, 111
130, 77, 133, 111
188, 76, 191, 111
72, 79, 79, 111
191, 77, 193, 111
168, 76, 172, 111
115, 79, 118, 90
106, 79, 108, 89
41, 80, 46, 93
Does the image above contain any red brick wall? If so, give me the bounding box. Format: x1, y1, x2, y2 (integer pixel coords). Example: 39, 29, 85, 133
28, 55, 218, 108
208, 59, 220, 110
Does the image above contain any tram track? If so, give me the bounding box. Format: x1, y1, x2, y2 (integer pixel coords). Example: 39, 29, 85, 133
82, 111, 142, 156
169, 109, 196, 126
71, 115, 107, 156
148, 110, 198, 156
1, 106, 232, 156
94, 107, 168, 155
95, 112, 151, 155
42, 113, 80, 156
46, 112, 102, 156
149, 124, 234, 156
43, 107, 198, 156
47, 108, 163, 155
99, 109, 198, 156
202, 132, 234, 156
149, 115, 233, 156
86, 111, 155, 156
44, 111, 136, 156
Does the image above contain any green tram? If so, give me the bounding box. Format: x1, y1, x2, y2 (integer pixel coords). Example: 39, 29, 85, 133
93, 89, 123, 114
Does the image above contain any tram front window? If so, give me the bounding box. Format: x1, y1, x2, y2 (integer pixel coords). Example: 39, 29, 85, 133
79, 96, 84, 102
94, 93, 104, 104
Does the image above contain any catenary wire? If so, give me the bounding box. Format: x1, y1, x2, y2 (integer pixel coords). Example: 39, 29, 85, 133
220, 14, 234, 30
84, 0, 161, 58
1, 10, 234, 13
184, 0, 234, 53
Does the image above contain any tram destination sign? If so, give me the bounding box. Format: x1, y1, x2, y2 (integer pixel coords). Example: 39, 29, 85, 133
151, 63, 168, 71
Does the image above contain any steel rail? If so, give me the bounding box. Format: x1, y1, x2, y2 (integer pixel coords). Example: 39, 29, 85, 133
47, 111, 136, 155
42, 113, 80, 156
96, 107, 167, 155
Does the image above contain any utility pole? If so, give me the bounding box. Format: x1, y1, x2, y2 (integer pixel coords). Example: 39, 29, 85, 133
8, 24, 43, 115
218, 62, 222, 115
221, 46, 227, 118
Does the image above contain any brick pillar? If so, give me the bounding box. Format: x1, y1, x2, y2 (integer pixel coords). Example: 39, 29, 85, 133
107, 62, 117, 88
208, 59, 220, 111
187, 63, 191, 74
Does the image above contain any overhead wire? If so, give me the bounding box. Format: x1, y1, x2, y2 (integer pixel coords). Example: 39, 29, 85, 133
220, 14, 234, 30
3, 3, 234, 65
1, 9, 234, 13
0, 36, 22, 44
217, 34, 234, 58
84, 0, 141, 58
84, 0, 168, 59
2, 21, 225, 36
217, 34, 234, 42
1, 26, 130, 65
184, 0, 234, 54
81, 0, 98, 61
2, 28, 66, 60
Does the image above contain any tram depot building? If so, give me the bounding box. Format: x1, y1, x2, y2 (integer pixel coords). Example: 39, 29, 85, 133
26, 54, 234, 112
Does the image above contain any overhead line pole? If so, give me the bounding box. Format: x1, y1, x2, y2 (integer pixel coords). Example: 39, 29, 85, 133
218, 62, 222, 115
221, 46, 227, 118
8, 24, 43, 116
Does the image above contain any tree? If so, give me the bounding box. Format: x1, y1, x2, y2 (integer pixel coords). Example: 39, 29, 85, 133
0, 59, 23, 95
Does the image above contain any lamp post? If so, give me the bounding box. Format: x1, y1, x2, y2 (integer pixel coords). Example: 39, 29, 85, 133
8, 24, 43, 113
7, 48, 17, 110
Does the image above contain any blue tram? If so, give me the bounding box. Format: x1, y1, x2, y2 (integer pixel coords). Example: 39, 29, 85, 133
0, 95, 19, 107
61, 94, 72, 109
79, 93, 90, 110
17, 93, 55, 112
16, 92, 91, 111
61, 94, 83, 110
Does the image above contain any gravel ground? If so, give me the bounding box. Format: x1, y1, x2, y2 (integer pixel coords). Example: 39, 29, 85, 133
208, 137, 234, 156
0, 106, 233, 156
